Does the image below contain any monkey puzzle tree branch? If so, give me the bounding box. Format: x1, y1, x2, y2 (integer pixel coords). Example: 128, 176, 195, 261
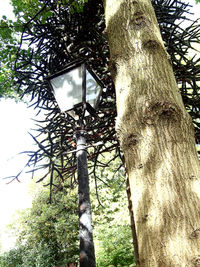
12, 0, 199, 189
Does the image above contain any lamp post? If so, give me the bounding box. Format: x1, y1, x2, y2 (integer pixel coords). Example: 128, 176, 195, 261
47, 60, 103, 267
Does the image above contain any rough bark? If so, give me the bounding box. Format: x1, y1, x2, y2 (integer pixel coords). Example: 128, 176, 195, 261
103, 0, 200, 266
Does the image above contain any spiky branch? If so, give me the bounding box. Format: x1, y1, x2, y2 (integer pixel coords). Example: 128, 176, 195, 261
13, 0, 199, 188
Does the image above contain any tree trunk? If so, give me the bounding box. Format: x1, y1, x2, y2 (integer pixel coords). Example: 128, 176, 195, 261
103, 0, 200, 266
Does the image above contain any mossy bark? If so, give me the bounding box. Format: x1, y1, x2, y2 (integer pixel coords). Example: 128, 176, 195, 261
103, 0, 200, 266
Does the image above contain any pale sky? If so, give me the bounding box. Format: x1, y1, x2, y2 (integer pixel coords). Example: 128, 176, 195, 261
0, 99, 35, 251
0, 0, 15, 20
0, 1, 38, 251
0, 0, 199, 252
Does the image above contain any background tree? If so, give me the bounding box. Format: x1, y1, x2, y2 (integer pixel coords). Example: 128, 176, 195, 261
7, 184, 79, 267
92, 157, 135, 266
0, 16, 21, 98
0, 158, 135, 267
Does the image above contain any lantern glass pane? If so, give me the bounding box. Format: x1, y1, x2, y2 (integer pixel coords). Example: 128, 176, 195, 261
50, 66, 83, 112
86, 70, 102, 109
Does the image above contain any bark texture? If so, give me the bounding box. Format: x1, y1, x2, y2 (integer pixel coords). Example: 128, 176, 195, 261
103, 0, 200, 266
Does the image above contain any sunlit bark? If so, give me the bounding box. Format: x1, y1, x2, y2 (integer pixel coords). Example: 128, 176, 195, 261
104, 0, 200, 266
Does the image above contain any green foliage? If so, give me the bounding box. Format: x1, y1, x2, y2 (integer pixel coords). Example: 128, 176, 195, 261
0, 247, 23, 267
0, 0, 51, 99
69, 0, 88, 13
0, 16, 20, 98
11, 0, 45, 22
0, 157, 135, 267
96, 225, 135, 267
59, 0, 89, 13
91, 156, 135, 267
0, 19, 12, 39
0, 0, 90, 98
4, 186, 79, 267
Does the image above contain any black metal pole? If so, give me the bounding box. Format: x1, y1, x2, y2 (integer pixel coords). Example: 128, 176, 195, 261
75, 129, 96, 267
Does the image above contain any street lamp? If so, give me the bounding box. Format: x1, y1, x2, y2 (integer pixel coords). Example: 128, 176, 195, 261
47, 60, 103, 267
48, 59, 103, 119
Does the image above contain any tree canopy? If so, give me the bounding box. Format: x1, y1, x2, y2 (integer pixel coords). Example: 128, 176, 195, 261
0, 0, 199, 187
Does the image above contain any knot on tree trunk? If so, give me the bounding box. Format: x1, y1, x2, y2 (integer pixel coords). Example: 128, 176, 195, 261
190, 229, 200, 240
142, 101, 181, 125
115, 120, 139, 151
129, 12, 150, 30
192, 255, 200, 266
